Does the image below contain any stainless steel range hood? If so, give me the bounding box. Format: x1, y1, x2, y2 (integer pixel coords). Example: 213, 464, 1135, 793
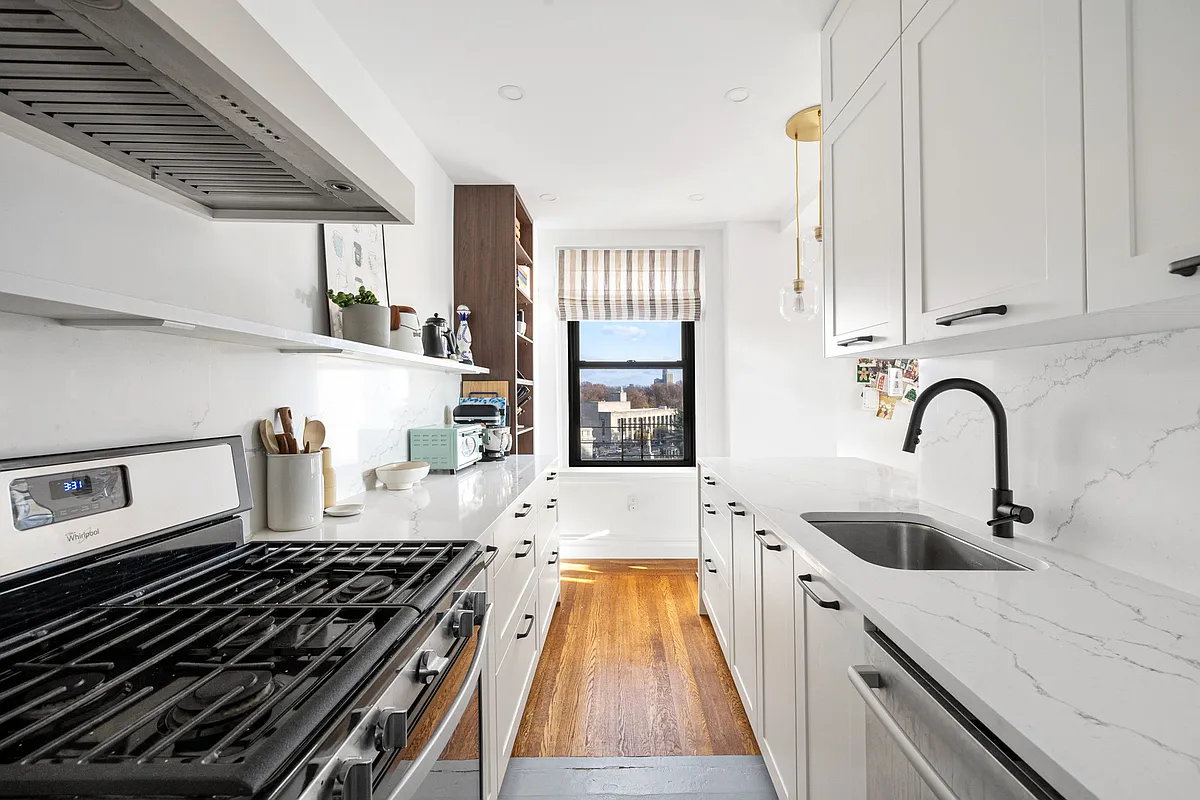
0, 0, 416, 222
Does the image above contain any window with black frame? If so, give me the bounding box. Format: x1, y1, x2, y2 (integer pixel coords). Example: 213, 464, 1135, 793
567, 321, 695, 467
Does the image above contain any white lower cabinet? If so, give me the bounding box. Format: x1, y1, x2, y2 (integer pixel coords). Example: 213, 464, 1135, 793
701, 530, 733, 660
757, 529, 800, 800
730, 503, 759, 728
799, 559, 867, 800
493, 579, 539, 792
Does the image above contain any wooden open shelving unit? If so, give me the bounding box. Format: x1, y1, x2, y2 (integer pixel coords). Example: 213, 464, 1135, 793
454, 185, 536, 454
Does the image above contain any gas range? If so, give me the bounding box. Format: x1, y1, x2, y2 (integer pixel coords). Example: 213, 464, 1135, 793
0, 437, 490, 800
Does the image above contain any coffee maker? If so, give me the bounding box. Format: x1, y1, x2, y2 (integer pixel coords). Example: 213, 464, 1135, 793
452, 396, 511, 461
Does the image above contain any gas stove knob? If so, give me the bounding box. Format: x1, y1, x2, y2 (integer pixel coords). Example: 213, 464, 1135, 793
375, 708, 408, 751
416, 649, 450, 684
334, 758, 371, 800
450, 608, 475, 638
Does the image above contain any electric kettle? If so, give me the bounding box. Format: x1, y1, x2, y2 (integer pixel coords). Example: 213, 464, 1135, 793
421, 313, 457, 359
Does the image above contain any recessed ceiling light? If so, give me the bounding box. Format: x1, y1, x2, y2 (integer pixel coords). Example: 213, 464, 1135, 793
688, 193, 705, 202
724, 87, 750, 103
498, 85, 525, 101
539, 193, 557, 202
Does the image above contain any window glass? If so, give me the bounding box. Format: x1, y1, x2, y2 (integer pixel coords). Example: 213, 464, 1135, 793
577, 321, 682, 362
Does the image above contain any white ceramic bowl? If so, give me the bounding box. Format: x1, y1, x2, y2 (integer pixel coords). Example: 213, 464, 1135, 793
376, 461, 430, 491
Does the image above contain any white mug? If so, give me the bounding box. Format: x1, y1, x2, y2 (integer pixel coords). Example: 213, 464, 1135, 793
267, 452, 324, 531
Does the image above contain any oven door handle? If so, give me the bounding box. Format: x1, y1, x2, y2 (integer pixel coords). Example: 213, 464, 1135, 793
382, 603, 493, 800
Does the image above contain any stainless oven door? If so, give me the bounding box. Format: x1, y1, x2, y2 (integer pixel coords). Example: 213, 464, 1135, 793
376, 603, 491, 800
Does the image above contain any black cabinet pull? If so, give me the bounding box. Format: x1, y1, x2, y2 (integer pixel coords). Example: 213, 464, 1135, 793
702, 477, 717, 486
837, 335, 874, 347
548, 550, 559, 565
514, 539, 534, 558
702, 504, 717, 516
516, 613, 536, 639
515, 503, 533, 518
481, 545, 499, 569
726, 501, 746, 517
1169, 255, 1200, 277
797, 574, 841, 610
935, 305, 1007, 326
704, 558, 718, 574
546, 499, 558, 509
547, 472, 558, 481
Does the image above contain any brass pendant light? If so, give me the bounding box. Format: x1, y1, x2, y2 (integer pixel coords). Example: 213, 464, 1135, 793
781, 104, 823, 322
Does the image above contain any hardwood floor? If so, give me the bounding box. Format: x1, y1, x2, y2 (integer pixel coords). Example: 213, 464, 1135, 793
511, 560, 759, 758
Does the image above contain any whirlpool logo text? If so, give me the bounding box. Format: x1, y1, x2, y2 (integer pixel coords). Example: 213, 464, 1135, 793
65, 527, 100, 544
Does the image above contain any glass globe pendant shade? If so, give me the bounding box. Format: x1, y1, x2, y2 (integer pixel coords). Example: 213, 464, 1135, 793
779, 227, 823, 322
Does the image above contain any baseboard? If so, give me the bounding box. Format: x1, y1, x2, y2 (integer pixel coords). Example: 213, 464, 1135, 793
560, 538, 698, 560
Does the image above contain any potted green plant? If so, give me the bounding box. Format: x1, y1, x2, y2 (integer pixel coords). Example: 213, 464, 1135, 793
328, 286, 390, 348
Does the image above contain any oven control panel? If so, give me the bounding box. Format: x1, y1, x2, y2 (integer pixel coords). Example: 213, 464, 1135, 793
9, 465, 130, 531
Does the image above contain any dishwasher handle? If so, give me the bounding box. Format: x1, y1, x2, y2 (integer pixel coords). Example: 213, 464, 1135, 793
848, 665, 959, 800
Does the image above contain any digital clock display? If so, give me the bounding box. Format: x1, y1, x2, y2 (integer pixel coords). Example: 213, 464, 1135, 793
50, 476, 92, 499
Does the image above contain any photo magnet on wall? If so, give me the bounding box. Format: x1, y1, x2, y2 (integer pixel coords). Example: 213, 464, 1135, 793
856, 361, 872, 384
861, 387, 880, 412
876, 394, 898, 420
886, 367, 905, 398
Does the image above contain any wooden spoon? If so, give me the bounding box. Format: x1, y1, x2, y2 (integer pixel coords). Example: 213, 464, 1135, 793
277, 407, 294, 438
303, 418, 326, 454
259, 419, 281, 454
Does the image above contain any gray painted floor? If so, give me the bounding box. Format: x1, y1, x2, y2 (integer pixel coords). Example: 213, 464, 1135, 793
499, 756, 779, 799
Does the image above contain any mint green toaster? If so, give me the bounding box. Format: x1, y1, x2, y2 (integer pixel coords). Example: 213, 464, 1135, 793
408, 424, 485, 472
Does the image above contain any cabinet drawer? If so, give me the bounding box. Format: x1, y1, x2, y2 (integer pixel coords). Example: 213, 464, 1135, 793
494, 524, 538, 645
701, 530, 732, 661
700, 471, 747, 524
537, 540, 560, 645
493, 499, 537, 564
822, 0, 901, 126
537, 491, 559, 562
495, 580, 540, 778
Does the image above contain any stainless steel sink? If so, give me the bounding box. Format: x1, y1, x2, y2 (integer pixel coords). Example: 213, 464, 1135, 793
803, 517, 1028, 571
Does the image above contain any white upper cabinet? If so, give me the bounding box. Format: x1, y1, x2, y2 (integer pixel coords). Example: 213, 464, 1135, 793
822, 0, 901, 127
1083, 0, 1200, 313
823, 45, 906, 355
902, 0, 1086, 343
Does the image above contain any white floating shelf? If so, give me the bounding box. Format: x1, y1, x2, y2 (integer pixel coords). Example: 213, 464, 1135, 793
0, 270, 489, 375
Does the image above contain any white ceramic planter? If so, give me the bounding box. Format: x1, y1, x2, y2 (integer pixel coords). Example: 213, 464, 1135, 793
341, 303, 390, 348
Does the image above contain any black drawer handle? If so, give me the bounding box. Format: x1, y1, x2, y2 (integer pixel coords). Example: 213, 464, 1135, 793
547, 472, 558, 481
704, 558, 718, 574
755, 529, 784, 551
703, 477, 717, 486
727, 501, 746, 517
515, 502, 533, 518
1169, 255, 1200, 277
548, 550, 559, 565
702, 503, 717, 516
546, 499, 558, 509
798, 574, 841, 610
514, 539, 534, 558
935, 305, 1007, 326
481, 545, 499, 569
836, 335, 874, 347
516, 613, 536, 639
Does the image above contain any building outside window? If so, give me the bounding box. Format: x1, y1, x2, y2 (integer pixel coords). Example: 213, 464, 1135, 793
567, 321, 695, 467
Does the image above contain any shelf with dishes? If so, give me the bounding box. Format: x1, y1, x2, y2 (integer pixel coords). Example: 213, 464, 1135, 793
0, 270, 489, 375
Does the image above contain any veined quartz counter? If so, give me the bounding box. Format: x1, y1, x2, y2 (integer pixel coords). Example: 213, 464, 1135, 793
700, 456, 1200, 800
254, 455, 558, 543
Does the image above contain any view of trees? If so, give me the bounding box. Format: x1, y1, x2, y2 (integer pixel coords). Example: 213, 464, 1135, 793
579, 380, 684, 410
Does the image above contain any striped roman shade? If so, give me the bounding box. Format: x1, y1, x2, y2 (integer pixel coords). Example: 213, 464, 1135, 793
556, 248, 702, 321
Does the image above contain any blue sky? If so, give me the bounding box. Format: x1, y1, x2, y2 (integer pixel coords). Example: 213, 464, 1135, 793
578, 321, 683, 387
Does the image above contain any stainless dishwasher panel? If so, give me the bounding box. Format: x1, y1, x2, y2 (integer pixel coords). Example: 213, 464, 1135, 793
853, 629, 1064, 800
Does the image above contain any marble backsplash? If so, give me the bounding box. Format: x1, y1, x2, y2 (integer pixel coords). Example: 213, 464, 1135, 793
0, 312, 459, 531
918, 328, 1200, 596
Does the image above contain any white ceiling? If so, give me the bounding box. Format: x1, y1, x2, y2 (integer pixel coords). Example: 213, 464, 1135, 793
313, 0, 835, 229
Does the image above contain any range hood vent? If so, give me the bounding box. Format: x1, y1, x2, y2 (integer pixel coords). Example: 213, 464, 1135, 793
0, 0, 415, 222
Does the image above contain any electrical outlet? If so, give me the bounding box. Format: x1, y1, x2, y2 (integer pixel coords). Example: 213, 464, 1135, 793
627, 494, 638, 512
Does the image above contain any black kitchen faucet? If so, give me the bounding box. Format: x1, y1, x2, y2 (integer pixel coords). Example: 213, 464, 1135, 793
901, 378, 1034, 538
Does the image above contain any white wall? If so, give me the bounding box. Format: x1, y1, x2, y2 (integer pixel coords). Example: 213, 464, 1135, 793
535, 228, 727, 558
722, 221, 844, 458
0, 11, 461, 532
914, 329, 1200, 597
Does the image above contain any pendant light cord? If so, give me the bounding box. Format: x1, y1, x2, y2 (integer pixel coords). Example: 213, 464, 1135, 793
795, 136, 803, 288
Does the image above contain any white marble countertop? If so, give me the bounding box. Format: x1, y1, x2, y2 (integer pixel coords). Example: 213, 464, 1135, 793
254, 455, 559, 543
700, 457, 1200, 800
